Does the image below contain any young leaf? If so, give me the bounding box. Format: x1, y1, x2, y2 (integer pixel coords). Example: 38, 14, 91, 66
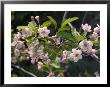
92, 40, 100, 46
57, 31, 74, 41
42, 20, 52, 27
61, 17, 78, 28
28, 21, 37, 28
71, 28, 83, 42
58, 26, 70, 32
81, 32, 87, 39
16, 26, 28, 30
50, 63, 60, 69
47, 16, 57, 29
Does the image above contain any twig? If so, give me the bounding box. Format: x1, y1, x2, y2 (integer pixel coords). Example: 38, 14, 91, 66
12, 64, 37, 77
62, 11, 68, 22
91, 54, 100, 63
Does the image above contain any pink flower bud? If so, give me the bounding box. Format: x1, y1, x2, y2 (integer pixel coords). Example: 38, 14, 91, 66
35, 16, 39, 20
31, 58, 36, 64
37, 62, 43, 70
92, 49, 97, 54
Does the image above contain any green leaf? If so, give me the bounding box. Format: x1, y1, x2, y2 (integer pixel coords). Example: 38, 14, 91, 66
43, 64, 50, 72
16, 26, 28, 30
44, 45, 60, 60
57, 31, 74, 41
26, 36, 34, 45
50, 63, 60, 68
58, 26, 70, 32
42, 20, 52, 27
92, 40, 100, 46
61, 17, 78, 28
47, 16, 57, 28
11, 73, 18, 77
71, 28, 84, 42
62, 41, 78, 50
28, 21, 37, 28
81, 32, 87, 39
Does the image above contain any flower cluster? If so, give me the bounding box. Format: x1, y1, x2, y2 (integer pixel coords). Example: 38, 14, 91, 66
11, 16, 100, 77
38, 27, 50, 37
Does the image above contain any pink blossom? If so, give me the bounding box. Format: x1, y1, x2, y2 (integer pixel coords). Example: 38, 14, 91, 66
31, 58, 36, 64
14, 49, 20, 57
15, 32, 22, 38
94, 24, 100, 33
16, 41, 25, 49
79, 39, 93, 53
62, 50, 71, 63
28, 46, 37, 58
38, 27, 50, 37
81, 24, 92, 32
21, 28, 32, 37
92, 49, 97, 54
35, 16, 39, 20
69, 49, 82, 62
91, 32, 98, 40
37, 62, 43, 70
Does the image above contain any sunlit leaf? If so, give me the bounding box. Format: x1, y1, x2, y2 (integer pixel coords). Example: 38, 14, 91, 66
42, 20, 52, 27
92, 40, 100, 46
61, 17, 78, 28
47, 16, 57, 29
28, 21, 37, 27
58, 26, 70, 32
71, 28, 84, 42
50, 63, 60, 68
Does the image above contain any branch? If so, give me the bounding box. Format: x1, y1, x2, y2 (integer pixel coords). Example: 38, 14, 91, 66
91, 54, 100, 63
12, 64, 37, 77
82, 51, 100, 63
62, 11, 68, 22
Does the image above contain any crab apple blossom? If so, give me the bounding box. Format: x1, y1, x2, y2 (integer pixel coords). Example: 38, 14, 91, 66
94, 24, 100, 33
39, 53, 49, 60
38, 27, 50, 37
37, 62, 43, 70
14, 32, 22, 39
28, 46, 37, 58
61, 50, 71, 63
69, 49, 82, 62
94, 71, 100, 77
52, 35, 61, 45
31, 16, 34, 20
35, 16, 39, 20
92, 49, 97, 54
15, 41, 25, 49
91, 32, 98, 40
31, 58, 36, 64
11, 41, 17, 46
21, 28, 32, 37
81, 24, 92, 32
79, 39, 93, 53
14, 49, 20, 57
